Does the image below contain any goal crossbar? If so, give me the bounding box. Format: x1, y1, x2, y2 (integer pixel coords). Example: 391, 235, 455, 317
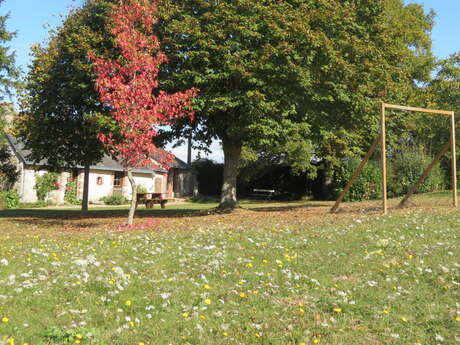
330, 103, 458, 214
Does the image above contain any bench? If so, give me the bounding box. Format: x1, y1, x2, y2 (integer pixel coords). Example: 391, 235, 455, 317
251, 189, 275, 200
136, 193, 170, 209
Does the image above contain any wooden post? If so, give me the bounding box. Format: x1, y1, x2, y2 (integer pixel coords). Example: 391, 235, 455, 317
398, 141, 451, 208
330, 134, 381, 213
331, 103, 456, 215
381, 103, 387, 215
451, 112, 458, 207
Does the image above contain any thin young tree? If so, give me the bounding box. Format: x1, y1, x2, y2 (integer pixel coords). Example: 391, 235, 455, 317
90, 0, 196, 225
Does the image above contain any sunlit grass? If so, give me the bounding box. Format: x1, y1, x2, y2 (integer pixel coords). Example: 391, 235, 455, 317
0, 196, 459, 344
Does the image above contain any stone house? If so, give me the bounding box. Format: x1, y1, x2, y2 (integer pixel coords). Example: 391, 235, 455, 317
5, 135, 194, 204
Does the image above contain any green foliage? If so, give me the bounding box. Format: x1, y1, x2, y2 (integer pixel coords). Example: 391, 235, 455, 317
0, 146, 18, 191
192, 159, 223, 196
43, 327, 102, 344
388, 146, 445, 197
101, 193, 127, 205
0, 189, 19, 209
136, 185, 148, 194
34, 172, 59, 201
0, 0, 19, 101
18, 200, 49, 208
333, 158, 382, 202
14, 0, 114, 178
64, 180, 81, 205
154, 0, 435, 207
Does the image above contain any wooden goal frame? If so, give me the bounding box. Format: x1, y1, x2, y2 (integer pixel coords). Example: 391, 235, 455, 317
330, 103, 458, 215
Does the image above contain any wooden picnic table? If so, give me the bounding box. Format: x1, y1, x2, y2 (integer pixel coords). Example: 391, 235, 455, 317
136, 192, 170, 209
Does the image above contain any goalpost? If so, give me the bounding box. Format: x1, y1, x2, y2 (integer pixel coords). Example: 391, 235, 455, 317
330, 103, 458, 215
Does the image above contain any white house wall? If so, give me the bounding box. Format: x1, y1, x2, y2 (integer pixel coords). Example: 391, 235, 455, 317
20, 167, 66, 203
21, 167, 38, 203
17, 167, 174, 204
87, 170, 114, 202
124, 172, 165, 200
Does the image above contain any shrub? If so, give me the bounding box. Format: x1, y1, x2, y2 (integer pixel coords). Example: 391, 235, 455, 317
136, 185, 148, 193
388, 146, 445, 197
35, 172, 60, 201
0, 190, 20, 209
19, 200, 49, 208
101, 194, 127, 205
64, 180, 81, 205
333, 157, 382, 202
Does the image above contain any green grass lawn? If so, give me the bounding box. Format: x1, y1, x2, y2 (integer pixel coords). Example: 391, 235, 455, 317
0, 196, 459, 344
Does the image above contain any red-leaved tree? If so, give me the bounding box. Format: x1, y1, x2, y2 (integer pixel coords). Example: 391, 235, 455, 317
90, 0, 196, 225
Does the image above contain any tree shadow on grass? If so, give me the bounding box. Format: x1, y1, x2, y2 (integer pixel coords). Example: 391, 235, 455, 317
246, 203, 329, 213
0, 207, 209, 220
0, 202, 331, 226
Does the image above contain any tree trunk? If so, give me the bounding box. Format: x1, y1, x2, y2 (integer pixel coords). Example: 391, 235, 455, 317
321, 161, 334, 200
81, 164, 90, 213
127, 168, 137, 225
218, 139, 242, 211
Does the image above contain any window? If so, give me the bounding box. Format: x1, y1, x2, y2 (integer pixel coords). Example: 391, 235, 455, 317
114, 172, 124, 187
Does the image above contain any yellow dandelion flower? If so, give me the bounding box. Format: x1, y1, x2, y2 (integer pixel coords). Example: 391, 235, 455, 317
203, 284, 210, 289
333, 308, 342, 313
75, 280, 81, 285
7, 338, 15, 345
239, 292, 246, 298
223, 332, 228, 337
313, 339, 320, 344
456, 316, 460, 322
300, 343, 307, 345
299, 308, 305, 314
383, 309, 390, 315
400, 317, 408, 322
75, 341, 80, 345
75, 334, 83, 339
204, 298, 211, 305
182, 312, 189, 318
255, 332, 261, 338
125, 300, 132, 306
253, 290, 259, 294
130, 321, 135, 327
138, 342, 145, 345
2, 317, 9, 323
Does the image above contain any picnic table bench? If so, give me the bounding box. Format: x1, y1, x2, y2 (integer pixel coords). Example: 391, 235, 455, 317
136, 193, 170, 209
251, 189, 275, 200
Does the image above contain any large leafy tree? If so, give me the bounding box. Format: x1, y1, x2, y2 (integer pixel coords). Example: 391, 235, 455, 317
0, 0, 19, 104
15, 0, 116, 211
0, 1, 20, 191
0, 0, 19, 144
90, 0, 196, 225
155, 0, 435, 209
413, 54, 460, 182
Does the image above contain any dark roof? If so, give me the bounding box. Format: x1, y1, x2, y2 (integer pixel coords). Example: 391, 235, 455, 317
5, 135, 189, 173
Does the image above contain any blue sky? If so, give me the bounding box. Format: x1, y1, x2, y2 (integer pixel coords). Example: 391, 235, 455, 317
1, 0, 459, 162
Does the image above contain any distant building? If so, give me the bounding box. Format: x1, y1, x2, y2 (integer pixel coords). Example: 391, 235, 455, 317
5, 135, 194, 204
